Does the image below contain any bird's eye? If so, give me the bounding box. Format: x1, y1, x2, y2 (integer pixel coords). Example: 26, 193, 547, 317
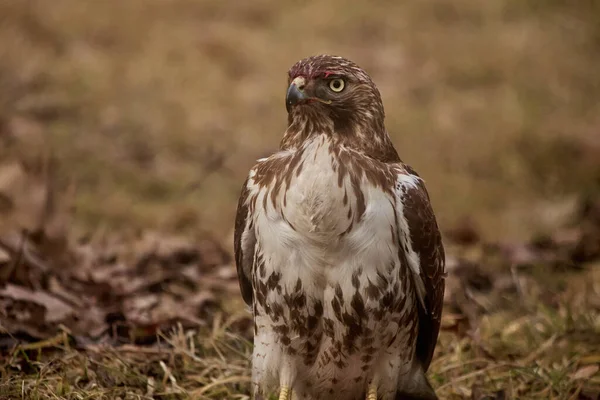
328, 78, 345, 92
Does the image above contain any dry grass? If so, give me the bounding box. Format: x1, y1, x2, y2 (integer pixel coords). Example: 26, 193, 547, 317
1, 318, 254, 399
1, 0, 600, 399
1, 263, 599, 399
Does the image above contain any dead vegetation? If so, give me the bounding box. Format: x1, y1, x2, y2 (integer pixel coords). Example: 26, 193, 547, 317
1, 0, 600, 399
0, 158, 598, 399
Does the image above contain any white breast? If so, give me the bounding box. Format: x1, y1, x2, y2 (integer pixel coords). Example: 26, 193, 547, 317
248, 135, 413, 399
283, 137, 349, 238
251, 134, 399, 279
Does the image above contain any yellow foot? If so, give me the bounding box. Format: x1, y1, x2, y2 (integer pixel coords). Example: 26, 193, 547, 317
279, 385, 291, 400
366, 384, 377, 400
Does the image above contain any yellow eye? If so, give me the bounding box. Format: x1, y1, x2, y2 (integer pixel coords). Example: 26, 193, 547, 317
329, 78, 345, 92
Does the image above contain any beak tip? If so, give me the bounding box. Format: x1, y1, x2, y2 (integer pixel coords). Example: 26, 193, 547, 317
285, 83, 306, 113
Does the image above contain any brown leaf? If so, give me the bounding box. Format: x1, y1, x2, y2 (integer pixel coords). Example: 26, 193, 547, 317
571, 365, 599, 381
134, 232, 200, 268
47, 276, 84, 308
0, 283, 74, 323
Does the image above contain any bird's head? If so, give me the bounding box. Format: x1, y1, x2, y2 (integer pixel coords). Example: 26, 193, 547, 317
282, 55, 396, 161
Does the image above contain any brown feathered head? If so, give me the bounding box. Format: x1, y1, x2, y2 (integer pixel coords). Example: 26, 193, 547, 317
282, 55, 399, 162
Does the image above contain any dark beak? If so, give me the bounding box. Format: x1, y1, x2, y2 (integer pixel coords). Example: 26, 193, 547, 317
286, 83, 307, 113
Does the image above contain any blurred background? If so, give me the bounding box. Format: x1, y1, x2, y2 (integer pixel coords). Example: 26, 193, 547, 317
1, 0, 599, 242
0, 1, 599, 398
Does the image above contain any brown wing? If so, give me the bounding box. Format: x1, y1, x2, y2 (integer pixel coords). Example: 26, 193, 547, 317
233, 176, 256, 306
399, 168, 446, 371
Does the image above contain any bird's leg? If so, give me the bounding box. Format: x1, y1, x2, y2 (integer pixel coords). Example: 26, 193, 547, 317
366, 383, 377, 400
277, 359, 295, 400
278, 385, 291, 400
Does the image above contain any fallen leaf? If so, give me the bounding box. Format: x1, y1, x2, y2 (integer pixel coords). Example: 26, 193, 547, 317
571, 365, 600, 381
0, 283, 74, 322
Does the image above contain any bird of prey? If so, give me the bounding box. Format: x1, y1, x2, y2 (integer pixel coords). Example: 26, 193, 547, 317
234, 55, 445, 400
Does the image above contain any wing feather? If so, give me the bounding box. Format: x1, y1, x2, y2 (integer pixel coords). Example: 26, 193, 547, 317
395, 167, 445, 371
234, 175, 256, 306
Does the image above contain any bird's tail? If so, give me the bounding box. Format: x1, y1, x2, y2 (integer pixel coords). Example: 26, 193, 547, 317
394, 363, 438, 400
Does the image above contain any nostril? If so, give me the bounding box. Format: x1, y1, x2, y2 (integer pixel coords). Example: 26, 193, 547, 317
297, 84, 305, 91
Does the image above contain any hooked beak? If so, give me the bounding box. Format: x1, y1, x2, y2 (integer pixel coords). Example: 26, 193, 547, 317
285, 76, 332, 113
286, 77, 307, 113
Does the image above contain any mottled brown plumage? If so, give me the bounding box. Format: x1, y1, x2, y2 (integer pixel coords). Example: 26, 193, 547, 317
234, 55, 445, 400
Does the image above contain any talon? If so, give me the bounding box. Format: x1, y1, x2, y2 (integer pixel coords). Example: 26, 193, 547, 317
279, 385, 291, 400
366, 384, 377, 400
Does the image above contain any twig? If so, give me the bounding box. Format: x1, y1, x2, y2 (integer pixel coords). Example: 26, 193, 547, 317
17, 331, 69, 351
